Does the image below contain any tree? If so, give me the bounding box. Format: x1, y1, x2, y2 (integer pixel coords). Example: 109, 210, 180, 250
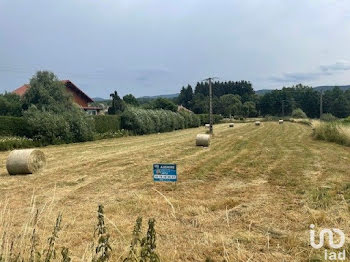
151, 98, 177, 112
242, 101, 257, 117
22, 71, 73, 112
291, 108, 307, 118
219, 94, 242, 117
108, 91, 125, 114
177, 85, 193, 109
0, 93, 23, 116
22, 71, 94, 144
123, 94, 139, 106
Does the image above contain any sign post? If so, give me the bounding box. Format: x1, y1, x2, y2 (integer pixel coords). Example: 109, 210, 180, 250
153, 164, 177, 183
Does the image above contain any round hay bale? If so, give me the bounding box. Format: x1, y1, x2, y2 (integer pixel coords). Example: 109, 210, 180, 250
6, 149, 46, 175
255, 121, 261, 126
229, 123, 234, 127
279, 120, 284, 124
196, 134, 210, 147
205, 124, 210, 128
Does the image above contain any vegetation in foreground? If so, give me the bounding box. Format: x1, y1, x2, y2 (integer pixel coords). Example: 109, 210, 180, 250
1, 122, 350, 261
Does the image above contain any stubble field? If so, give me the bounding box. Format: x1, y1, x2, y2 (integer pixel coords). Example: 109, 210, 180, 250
0, 122, 350, 261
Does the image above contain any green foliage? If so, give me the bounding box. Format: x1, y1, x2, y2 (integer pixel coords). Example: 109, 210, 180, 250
124, 217, 160, 262
291, 108, 307, 118
219, 94, 242, 117
0, 116, 28, 136
24, 106, 94, 145
121, 107, 200, 135
320, 113, 337, 122
0, 136, 37, 151
177, 85, 193, 109
309, 187, 332, 209
20, 71, 95, 145
123, 94, 139, 106
313, 122, 350, 146
109, 91, 125, 114
94, 130, 129, 140
149, 98, 177, 112
94, 115, 121, 133
0, 93, 23, 116
198, 114, 223, 125
93, 205, 112, 262
242, 101, 257, 117
22, 71, 73, 112
260, 84, 319, 118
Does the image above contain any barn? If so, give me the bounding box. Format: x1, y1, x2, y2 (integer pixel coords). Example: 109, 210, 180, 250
13, 80, 102, 115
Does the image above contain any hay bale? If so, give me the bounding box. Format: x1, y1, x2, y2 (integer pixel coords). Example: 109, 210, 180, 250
205, 124, 210, 128
6, 149, 46, 175
279, 120, 284, 124
255, 121, 261, 126
196, 134, 210, 147
229, 123, 234, 127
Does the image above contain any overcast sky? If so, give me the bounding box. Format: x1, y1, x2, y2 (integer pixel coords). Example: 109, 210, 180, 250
1, 0, 350, 98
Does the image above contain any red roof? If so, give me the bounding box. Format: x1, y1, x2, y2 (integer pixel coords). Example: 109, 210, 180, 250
13, 84, 30, 96
13, 80, 94, 104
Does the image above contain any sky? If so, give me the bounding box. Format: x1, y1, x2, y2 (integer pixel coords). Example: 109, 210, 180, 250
1, 0, 350, 98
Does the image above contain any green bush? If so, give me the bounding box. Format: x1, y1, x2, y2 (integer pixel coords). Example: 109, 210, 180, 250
93, 115, 121, 133
121, 107, 200, 135
313, 122, 350, 146
320, 113, 337, 122
198, 114, 223, 125
0, 116, 29, 136
0, 136, 38, 151
291, 108, 307, 119
24, 106, 95, 144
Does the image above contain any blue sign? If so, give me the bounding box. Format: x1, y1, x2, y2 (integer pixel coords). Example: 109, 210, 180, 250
153, 164, 177, 182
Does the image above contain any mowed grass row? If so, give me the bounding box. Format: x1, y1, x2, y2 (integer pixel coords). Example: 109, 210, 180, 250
0, 122, 350, 261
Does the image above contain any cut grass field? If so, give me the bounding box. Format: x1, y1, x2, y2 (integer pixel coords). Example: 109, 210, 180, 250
1, 122, 350, 261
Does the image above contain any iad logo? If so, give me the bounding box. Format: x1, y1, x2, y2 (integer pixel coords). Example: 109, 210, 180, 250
310, 224, 346, 260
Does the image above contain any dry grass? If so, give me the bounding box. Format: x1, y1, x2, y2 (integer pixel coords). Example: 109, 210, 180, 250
0, 122, 350, 261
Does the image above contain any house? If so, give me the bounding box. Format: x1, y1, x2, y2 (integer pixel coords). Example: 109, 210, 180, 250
13, 80, 102, 115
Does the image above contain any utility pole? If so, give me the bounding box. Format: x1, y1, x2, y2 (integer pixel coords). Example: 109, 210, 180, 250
208, 78, 213, 134
320, 90, 323, 118
282, 100, 285, 117
202, 77, 217, 134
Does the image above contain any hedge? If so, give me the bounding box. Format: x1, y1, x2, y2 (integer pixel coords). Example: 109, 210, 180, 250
121, 107, 200, 135
93, 115, 121, 133
0, 116, 29, 137
198, 114, 223, 125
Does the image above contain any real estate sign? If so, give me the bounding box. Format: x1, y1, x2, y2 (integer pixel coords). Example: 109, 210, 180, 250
153, 164, 177, 182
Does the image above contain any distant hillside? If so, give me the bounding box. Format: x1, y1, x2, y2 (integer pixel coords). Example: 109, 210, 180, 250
255, 89, 275, 95
138, 93, 179, 100
92, 97, 108, 102
255, 85, 350, 95
313, 85, 350, 92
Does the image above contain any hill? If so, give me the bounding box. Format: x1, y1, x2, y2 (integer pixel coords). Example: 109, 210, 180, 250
255, 85, 350, 95
138, 93, 179, 100
313, 85, 350, 92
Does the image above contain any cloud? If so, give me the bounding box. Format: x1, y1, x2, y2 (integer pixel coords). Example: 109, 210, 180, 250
131, 67, 172, 82
270, 60, 350, 83
320, 60, 350, 73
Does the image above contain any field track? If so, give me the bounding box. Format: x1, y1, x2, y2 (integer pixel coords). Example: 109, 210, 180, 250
1, 122, 350, 261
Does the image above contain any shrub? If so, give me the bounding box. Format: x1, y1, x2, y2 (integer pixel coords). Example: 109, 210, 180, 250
94, 115, 121, 133
0, 116, 29, 136
291, 108, 307, 119
198, 114, 223, 125
24, 106, 95, 144
0, 136, 37, 151
320, 113, 337, 122
121, 107, 200, 135
313, 122, 350, 146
